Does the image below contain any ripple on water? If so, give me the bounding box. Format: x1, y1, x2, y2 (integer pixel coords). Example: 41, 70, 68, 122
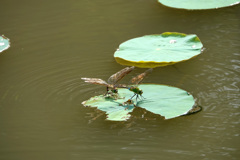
4, 54, 121, 104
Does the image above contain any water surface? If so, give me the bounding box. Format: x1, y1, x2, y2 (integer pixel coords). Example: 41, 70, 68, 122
0, 0, 239, 160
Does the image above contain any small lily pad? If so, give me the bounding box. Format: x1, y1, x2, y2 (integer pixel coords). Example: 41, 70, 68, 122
114, 32, 203, 68
82, 84, 198, 121
0, 35, 10, 53
158, 0, 240, 10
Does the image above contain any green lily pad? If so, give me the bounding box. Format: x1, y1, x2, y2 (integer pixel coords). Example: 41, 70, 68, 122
136, 84, 196, 119
0, 35, 10, 53
158, 0, 240, 10
114, 32, 203, 68
82, 84, 198, 121
82, 94, 135, 121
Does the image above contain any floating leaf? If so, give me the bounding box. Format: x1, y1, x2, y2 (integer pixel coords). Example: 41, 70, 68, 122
82, 84, 199, 121
0, 35, 10, 53
136, 84, 196, 119
158, 0, 240, 10
82, 94, 135, 121
114, 32, 203, 68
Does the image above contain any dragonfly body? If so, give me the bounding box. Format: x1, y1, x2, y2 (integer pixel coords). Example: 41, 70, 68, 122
128, 86, 143, 95
127, 68, 152, 101
128, 86, 143, 100
116, 68, 152, 101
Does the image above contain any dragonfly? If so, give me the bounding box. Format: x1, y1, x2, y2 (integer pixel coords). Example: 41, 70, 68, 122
81, 66, 135, 97
122, 68, 153, 101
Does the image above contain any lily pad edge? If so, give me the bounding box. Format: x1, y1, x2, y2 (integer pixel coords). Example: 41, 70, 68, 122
0, 35, 10, 53
157, 0, 240, 10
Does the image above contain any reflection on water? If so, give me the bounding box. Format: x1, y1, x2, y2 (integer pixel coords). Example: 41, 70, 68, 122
0, 0, 239, 160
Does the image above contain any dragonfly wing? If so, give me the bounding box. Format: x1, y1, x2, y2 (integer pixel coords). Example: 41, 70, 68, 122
107, 66, 135, 85
116, 84, 128, 88
131, 68, 153, 85
81, 78, 108, 86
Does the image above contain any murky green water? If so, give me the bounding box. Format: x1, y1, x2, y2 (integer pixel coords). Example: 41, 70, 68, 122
0, 1, 239, 160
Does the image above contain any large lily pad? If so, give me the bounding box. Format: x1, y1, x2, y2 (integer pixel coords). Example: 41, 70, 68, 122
114, 32, 203, 68
82, 84, 198, 121
0, 35, 10, 53
158, 0, 240, 10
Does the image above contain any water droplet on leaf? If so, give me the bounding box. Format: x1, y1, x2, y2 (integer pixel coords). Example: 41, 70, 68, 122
169, 40, 177, 44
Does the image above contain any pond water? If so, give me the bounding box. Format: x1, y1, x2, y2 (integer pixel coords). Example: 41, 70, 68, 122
0, 0, 239, 160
